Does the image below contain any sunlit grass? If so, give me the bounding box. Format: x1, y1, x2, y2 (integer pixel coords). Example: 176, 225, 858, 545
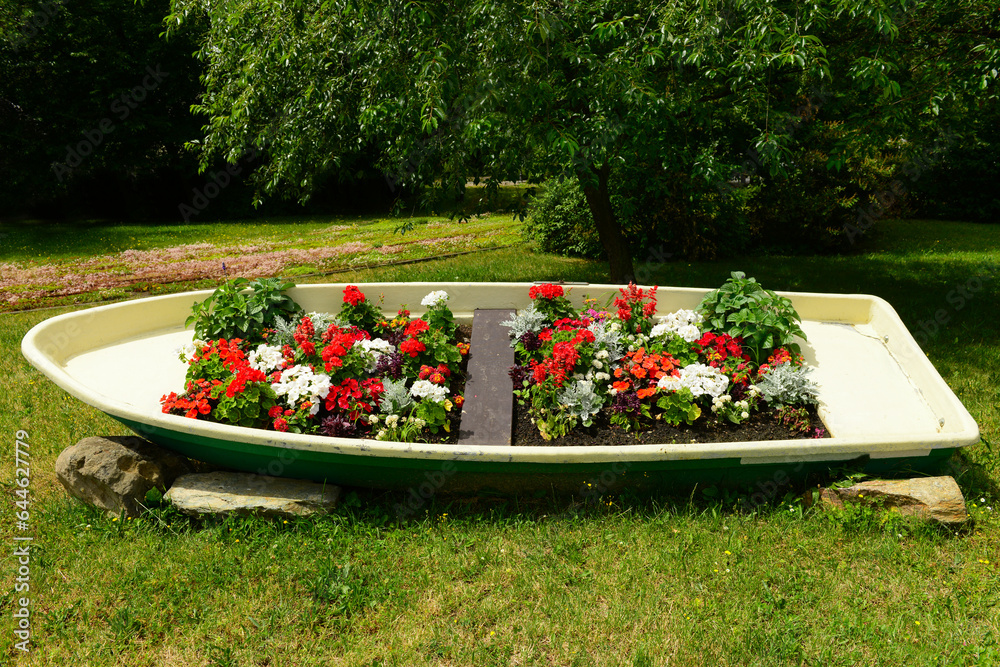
1, 215, 998, 664
0, 212, 528, 311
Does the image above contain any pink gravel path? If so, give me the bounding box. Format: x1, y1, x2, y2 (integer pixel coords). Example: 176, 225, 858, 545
0, 240, 370, 306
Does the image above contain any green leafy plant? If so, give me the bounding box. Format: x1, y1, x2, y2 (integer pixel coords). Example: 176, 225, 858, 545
656, 388, 702, 426
186, 277, 301, 341
213, 381, 278, 429
697, 271, 806, 364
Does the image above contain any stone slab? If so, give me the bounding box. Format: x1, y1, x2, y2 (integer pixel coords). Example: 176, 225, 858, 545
818, 475, 968, 524
458, 309, 516, 446
165, 472, 340, 518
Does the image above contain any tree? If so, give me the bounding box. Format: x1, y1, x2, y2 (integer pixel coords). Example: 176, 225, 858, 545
0, 0, 204, 217
167, 0, 999, 282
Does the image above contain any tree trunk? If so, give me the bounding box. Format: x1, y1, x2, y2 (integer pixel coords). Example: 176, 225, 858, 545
579, 163, 635, 284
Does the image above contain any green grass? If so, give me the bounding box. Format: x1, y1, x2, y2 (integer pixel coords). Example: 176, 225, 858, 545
1, 215, 999, 665
0, 211, 529, 312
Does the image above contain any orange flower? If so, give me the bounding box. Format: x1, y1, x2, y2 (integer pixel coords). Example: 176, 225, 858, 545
612, 380, 631, 393
636, 387, 658, 399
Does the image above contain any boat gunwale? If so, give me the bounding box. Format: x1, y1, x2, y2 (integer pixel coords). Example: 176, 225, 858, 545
21, 282, 981, 465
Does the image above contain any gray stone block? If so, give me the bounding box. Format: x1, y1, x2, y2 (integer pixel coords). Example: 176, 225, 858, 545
165, 471, 340, 518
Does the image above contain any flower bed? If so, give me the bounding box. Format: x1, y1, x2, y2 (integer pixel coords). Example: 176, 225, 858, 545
505, 274, 828, 444
160, 272, 826, 446
161, 283, 470, 442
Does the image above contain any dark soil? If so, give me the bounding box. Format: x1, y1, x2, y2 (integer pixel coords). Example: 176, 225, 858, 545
397, 323, 829, 447
511, 401, 829, 447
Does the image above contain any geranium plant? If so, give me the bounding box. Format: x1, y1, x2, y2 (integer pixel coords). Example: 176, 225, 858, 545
506, 278, 824, 441
162, 284, 469, 443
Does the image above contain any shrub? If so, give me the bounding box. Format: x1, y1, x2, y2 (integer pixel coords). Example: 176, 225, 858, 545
523, 178, 604, 258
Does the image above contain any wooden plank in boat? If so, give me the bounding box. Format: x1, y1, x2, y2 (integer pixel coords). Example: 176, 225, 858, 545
458, 309, 515, 446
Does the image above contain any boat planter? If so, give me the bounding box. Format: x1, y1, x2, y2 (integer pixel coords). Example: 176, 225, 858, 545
22, 282, 979, 494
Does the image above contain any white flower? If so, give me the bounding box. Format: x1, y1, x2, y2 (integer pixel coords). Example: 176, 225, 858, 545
410, 379, 449, 403
657, 363, 729, 399
247, 343, 285, 373
741, 411, 749, 419
595, 372, 610, 382
271, 365, 331, 413
356, 338, 395, 372
651, 309, 703, 343
677, 324, 701, 343
386, 414, 400, 429
175, 339, 206, 363
421, 290, 449, 307
596, 350, 609, 360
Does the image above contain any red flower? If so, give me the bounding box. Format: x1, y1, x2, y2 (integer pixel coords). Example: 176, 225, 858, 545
343, 285, 366, 306
273, 418, 289, 432
529, 283, 564, 300
531, 362, 547, 385
697, 332, 748, 366
399, 338, 426, 357
405, 319, 430, 337
362, 378, 385, 401
453, 395, 465, 408
268, 406, 283, 418
294, 316, 315, 345
552, 317, 592, 330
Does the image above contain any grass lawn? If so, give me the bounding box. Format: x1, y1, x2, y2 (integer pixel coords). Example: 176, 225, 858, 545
1, 214, 998, 665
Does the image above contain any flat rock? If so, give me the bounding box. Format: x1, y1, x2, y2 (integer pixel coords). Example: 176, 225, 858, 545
165, 472, 340, 518
818, 476, 968, 524
56, 435, 196, 517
